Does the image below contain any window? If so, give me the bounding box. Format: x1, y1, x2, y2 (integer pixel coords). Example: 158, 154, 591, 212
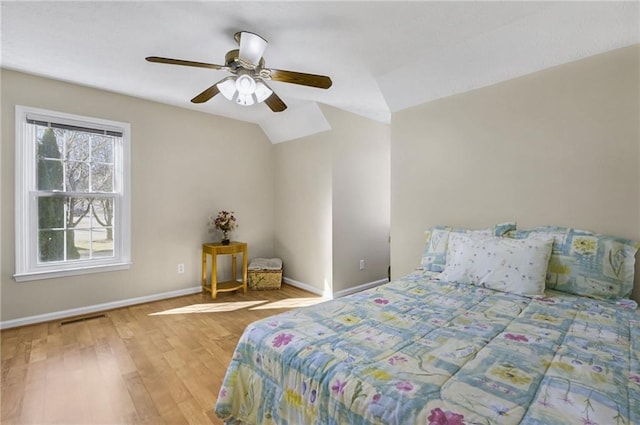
14, 106, 131, 281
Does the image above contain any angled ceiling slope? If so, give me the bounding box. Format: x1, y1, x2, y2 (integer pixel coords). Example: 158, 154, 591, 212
1, 1, 638, 143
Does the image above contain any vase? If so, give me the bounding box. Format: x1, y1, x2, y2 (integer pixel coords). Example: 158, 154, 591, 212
221, 230, 230, 245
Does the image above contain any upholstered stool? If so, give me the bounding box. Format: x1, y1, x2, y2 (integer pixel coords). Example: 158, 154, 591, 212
248, 258, 283, 290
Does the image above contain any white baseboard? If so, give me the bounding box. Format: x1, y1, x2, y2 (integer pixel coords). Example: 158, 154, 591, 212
333, 278, 388, 298
283, 276, 387, 299
0, 285, 202, 330
282, 277, 325, 296
2, 277, 389, 330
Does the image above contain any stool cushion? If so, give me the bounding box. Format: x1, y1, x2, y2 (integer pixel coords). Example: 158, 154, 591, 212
248, 258, 282, 271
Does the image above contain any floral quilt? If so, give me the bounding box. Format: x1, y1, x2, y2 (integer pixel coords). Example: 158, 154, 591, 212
215, 271, 640, 425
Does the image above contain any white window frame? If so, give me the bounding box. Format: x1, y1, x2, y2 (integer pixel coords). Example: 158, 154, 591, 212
14, 105, 131, 282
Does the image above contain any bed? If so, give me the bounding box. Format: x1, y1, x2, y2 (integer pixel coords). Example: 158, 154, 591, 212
215, 225, 640, 425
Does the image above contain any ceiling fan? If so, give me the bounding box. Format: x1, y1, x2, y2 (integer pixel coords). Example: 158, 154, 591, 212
146, 31, 332, 112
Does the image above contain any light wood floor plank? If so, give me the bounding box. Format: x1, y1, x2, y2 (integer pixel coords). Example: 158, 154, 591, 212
1, 284, 321, 424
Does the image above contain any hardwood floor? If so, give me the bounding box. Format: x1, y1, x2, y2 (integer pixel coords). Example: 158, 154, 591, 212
1, 284, 323, 425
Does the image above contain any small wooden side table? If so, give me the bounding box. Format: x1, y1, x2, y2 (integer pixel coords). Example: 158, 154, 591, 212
201, 242, 248, 299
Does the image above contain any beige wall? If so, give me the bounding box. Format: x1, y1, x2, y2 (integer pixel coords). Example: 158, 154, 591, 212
273, 136, 332, 295
391, 44, 640, 302
328, 105, 390, 293
273, 105, 391, 296
1, 69, 275, 322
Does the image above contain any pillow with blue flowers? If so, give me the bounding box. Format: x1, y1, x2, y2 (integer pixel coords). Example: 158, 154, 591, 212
504, 226, 639, 299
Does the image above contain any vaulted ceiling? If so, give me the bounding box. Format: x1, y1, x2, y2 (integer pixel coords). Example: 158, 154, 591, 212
2, 1, 638, 143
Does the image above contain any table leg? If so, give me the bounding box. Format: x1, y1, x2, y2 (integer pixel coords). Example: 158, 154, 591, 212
201, 250, 207, 292
231, 253, 237, 286
211, 252, 218, 300
242, 246, 248, 293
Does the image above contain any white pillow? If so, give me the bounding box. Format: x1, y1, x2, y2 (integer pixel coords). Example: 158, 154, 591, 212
439, 233, 554, 296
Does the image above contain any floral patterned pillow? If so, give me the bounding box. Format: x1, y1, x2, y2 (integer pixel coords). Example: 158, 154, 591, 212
505, 226, 640, 299
420, 222, 516, 272
439, 233, 554, 296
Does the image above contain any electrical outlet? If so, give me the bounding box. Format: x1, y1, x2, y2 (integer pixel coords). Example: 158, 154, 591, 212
177, 263, 185, 274
359, 259, 365, 270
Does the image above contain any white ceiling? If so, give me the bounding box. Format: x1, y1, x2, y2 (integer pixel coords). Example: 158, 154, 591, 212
2, 1, 638, 143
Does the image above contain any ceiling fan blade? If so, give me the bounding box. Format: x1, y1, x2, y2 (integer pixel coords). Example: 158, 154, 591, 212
191, 84, 220, 103
268, 69, 332, 89
264, 92, 287, 112
236, 32, 267, 67
146, 56, 224, 70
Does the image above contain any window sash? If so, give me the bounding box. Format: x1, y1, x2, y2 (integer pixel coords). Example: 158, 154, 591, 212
15, 105, 131, 281
35, 194, 118, 264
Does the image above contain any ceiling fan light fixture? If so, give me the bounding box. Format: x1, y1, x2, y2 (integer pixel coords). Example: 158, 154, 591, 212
235, 93, 256, 106
254, 80, 273, 103
217, 77, 237, 101
238, 31, 267, 67
235, 74, 257, 95
217, 75, 272, 107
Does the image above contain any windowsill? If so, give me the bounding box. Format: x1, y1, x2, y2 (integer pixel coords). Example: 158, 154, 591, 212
14, 262, 132, 282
